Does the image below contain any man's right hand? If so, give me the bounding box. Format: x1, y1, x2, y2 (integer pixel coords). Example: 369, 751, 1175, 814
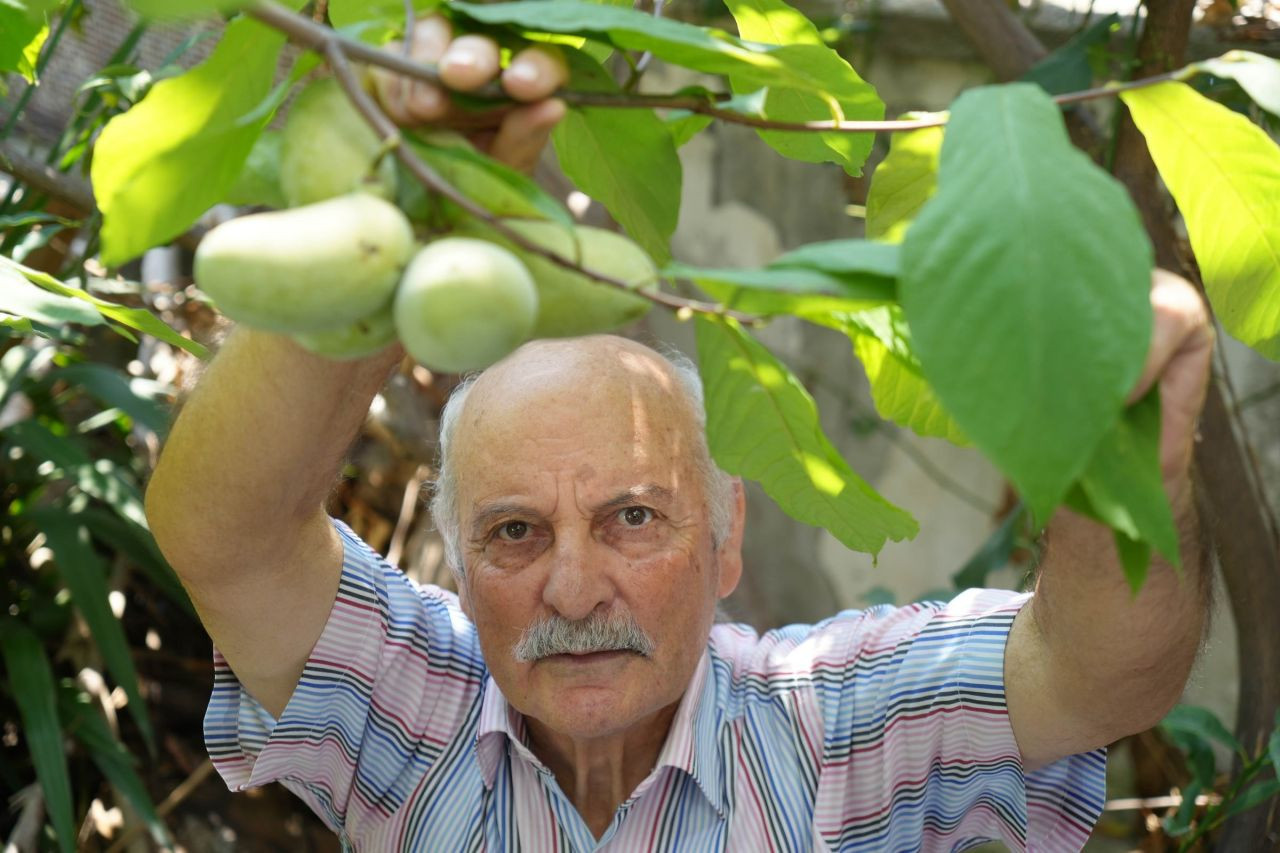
369, 16, 569, 174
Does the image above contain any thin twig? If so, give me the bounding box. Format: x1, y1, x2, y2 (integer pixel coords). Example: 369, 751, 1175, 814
247, 0, 1192, 135
625, 0, 665, 90
324, 40, 752, 321
387, 464, 429, 567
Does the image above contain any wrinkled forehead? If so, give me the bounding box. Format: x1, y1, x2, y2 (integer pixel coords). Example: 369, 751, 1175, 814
452, 337, 705, 492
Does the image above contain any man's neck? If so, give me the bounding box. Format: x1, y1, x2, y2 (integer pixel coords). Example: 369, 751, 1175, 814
525, 699, 681, 840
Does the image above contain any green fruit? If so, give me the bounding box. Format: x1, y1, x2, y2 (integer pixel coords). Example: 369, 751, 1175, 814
280, 77, 396, 207
224, 130, 286, 209
292, 305, 397, 360
394, 237, 538, 373
195, 193, 413, 333
463, 220, 657, 338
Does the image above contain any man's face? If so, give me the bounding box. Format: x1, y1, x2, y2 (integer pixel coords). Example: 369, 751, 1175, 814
453, 338, 742, 742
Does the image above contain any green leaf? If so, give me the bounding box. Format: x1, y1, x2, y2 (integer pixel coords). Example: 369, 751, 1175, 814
951, 504, 1024, 589
0, 6, 46, 82
123, 0, 247, 18
328, 0, 442, 30
59, 686, 172, 847
1223, 779, 1280, 820
451, 0, 871, 95
92, 15, 292, 265
771, 238, 900, 280
407, 133, 573, 226
672, 261, 890, 318
901, 84, 1152, 524
222, 128, 286, 208
723, 0, 881, 174
664, 110, 712, 147
30, 507, 156, 752
0, 622, 76, 853
1163, 704, 1243, 753
552, 49, 680, 263
1068, 388, 1180, 592
1196, 50, 1280, 118
843, 306, 967, 443
0, 261, 106, 327
1270, 710, 1280, 771
0, 256, 208, 357
696, 315, 917, 555
1121, 81, 1280, 360
1161, 779, 1201, 837
49, 363, 173, 436
864, 120, 943, 242
1021, 13, 1118, 96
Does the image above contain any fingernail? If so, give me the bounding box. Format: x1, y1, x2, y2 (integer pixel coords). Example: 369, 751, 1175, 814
505, 61, 539, 85
442, 47, 480, 71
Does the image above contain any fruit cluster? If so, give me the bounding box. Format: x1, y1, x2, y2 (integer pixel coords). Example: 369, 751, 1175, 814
196, 77, 658, 372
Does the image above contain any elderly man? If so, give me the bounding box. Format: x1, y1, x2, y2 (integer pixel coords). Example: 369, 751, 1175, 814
145, 20, 1215, 853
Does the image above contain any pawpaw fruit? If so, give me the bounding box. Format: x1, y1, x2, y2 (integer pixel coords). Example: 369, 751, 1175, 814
280, 77, 396, 207
225, 129, 286, 209
394, 237, 538, 373
194, 193, 413, 333
292, 305, 397, 360
460, 220, 657, 338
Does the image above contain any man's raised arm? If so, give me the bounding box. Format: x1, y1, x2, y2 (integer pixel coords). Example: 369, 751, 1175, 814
1005, 270, 1217, 769
145, 23, 568, 718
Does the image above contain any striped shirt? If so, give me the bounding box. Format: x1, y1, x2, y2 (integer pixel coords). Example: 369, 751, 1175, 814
205, 520, 1106, 851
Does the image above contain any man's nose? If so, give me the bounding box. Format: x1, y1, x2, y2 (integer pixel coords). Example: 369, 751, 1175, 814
540, 529, 615, 621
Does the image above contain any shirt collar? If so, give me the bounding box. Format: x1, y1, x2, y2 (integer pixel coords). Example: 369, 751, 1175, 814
472, 650, 725, 816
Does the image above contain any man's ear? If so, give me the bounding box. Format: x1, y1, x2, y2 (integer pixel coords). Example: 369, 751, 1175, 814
456, 569, 472, 619
716, 478, 746, 599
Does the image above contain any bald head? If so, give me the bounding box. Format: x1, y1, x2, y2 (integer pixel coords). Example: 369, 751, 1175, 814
430, 335, 735, 581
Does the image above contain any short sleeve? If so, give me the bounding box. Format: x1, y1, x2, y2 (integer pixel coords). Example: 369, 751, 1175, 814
806, 588, 1106, 852
203, 519, 485, 835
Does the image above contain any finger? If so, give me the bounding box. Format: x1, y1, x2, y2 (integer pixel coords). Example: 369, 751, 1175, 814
403, 16, 454, 123
438, 34, 502, 93
502, 45, 570, 103
488, 99, 567, 174
1126, 269, 1211, 405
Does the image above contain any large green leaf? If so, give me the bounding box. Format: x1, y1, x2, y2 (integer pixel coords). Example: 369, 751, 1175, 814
1122, 81, 1280, 360
0, 622, 75, 853
451, 0, 871, 95
0, 256, 208, 357
59, 686, 172, 846
1196, 50, 1280, 118
864, 121, 943, 242
552, 50, 679, 263
722, 0, 881, 174
901, 84, 1152, 524
841, 306, 966, 443
92, 15, 291, 266
696, 316, 917, 555
124, 0, 247, 17
30, 507, 156, 752
1068, 389, 1179, 592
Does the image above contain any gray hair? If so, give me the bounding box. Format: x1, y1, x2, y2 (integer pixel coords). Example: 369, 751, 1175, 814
429, 347, 736, 585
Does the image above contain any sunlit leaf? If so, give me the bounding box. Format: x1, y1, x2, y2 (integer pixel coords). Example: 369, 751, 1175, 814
1121, 81, 1280, 360
92, 14, 297, 265
696, 315, 917, 555
48, 363, 173, 436
0, 6, 46, 83
901, 84, 1152, 524
865, 119, 943, 242
0, 262, 104, 326
0, 622, 75, 853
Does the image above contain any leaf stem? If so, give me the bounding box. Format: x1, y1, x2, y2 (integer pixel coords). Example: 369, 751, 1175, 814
321, 40, 752, 321
247, 0, 1195, 135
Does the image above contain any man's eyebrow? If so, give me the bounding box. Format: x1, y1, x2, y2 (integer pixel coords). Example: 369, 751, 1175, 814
468, 502, 533, 539
594, 484, 674, 515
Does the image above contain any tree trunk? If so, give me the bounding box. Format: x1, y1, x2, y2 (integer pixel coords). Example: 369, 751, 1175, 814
939, 0, 1280, 846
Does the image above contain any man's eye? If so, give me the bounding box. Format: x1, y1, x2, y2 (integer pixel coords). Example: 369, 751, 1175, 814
620, 507, 654, 527
498, 521, 529, 541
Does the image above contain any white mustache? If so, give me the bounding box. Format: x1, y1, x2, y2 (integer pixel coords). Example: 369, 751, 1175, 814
513, 610, 656, 662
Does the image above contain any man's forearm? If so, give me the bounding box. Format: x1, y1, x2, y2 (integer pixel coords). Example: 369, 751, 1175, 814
146, 327, 402, 583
